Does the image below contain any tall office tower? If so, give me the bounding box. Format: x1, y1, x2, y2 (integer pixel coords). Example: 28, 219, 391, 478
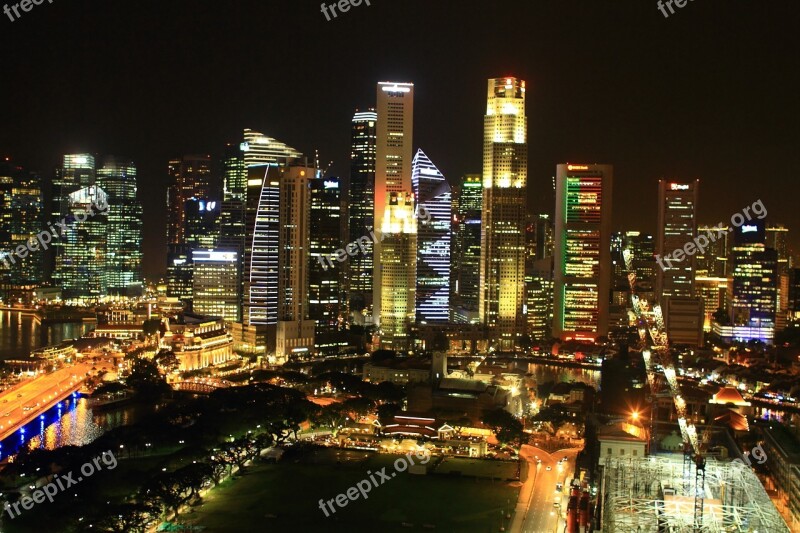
166, 155, 212, 246
717, 220, 778, 343
695, 223, 731, 277
624, 232, 656, 284
310, 175, 343, 354
97, 157, 143, 297
411, 149, 451, 323
379, 192, 417, 350
534, 214, 554, 260
553, 164, 613, 341
374, 82, 414, 326
243, 165, 279, 327
222, 143, 247, 202
656, 180, 699, 301
50, 154, 95, 284
527, 259, 554, 341
480, 77, 528, 349
766, 224, 790, 275
348, 109, 377, 313
185, 198, 220, 250
241, 128, 302, 168
276, 165, 315, 362
0, 160, 43, 286
51, 155, 109, 300
451, 174, 482, 323
192, 250, 241, 322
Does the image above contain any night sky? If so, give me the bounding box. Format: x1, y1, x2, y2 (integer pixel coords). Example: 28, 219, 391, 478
1, 0, 799, 278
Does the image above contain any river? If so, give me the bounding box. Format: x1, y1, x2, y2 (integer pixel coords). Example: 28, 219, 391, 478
0, 310, 91, 360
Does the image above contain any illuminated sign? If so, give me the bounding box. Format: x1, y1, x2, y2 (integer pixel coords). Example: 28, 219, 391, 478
323, 180, 339, 189
240, 142, 250, 152
670, 183, 690, 191
567, 165, 589, 171
741, 225, 758, 233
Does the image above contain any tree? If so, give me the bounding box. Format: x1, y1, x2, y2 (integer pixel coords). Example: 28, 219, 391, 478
313, 403, 349, 437
482, 409, 524, 447
80, 502, 160, 533
154, 350, 180, 373
126, 357, 170, 399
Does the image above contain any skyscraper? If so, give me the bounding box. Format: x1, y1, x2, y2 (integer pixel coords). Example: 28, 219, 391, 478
553, 163, 613, 341
97, 156, 143, 297
656, 180, 699, 301
452, 174, 482, 323
411, 149, 451, 323
243, 165, 279, 327
374, 82, 414, 326
310, 175, 343, 353
348, 109, 377, 313
480, 77, 528, 349
52, 154, 109, 301
379, 192, 417, 350
766, 224, 790, 275
192, 250, 241, 322
0, 160, 43, 287
241, 128, 302, 168
716, 220, 778, 343
276, 165, 315, 361
166, 155, 212, 247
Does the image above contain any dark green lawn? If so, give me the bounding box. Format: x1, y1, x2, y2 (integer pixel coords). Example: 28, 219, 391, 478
183, 451, 518, 532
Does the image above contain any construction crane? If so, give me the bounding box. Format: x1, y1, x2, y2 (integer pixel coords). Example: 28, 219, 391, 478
622, 249, 707, 530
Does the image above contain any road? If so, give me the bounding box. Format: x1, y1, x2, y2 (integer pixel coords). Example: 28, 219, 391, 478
511, 444, 580, 533
0, 363, 94, 441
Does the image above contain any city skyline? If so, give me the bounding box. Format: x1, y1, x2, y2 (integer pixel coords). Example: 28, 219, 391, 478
1, 2, 797, 277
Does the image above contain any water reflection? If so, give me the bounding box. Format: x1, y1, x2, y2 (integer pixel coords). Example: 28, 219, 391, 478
0, 397, 138, 461
0, 310, 91, 360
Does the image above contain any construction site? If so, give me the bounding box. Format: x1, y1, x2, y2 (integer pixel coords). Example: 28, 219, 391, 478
595, 250, 791, 532
600, 454, 788, 532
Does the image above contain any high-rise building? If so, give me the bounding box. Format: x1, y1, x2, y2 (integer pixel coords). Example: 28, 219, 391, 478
185, 198, 220, 250
533, 214, 554, 261
374, 82, 414, 327
527, 258, 554, 341
411, 149, 451, 323
715, 220, 778, 343
192, 250, 241, 322
348, 109, 377, 313
766, 224, 790, 275
276, 165, 315, 362
479, 77, 528, 349
97, 156, 143, 297
241, 128, 302, 168
0, 160, 43, 286
656, 180, 699, 301
379, 192, 417, 350
696, 223, 731, 277
166, 155, 212, 246
452, 174, 482, 323
166, 155, 212, 303
52, 154, 110, 301
553, 163, 613, 341
243, 165, 279, 327
310, 175, 343, 354
789, 268, 800, 318
222, 143, 247, 202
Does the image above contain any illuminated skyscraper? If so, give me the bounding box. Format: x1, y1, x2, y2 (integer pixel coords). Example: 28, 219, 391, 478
97, 156, 143, 297
715, 220, 778, 343
374, 82, 414, 326
222, 143, 247, 202
553, 163, 613, 341
241, 128, 302, 168
166, 155, 212, 246
480, 77, 528, 348
276, 165, 316, 362
379, 192, 417, 350
192, 250, 241, 322
243, 165, 279, 327
411, 149, 451, 323
452, 174, 482, 323
766, 224, 790, 275
656, 180, 699, 301
52, 154, 110, 300
0, 160, 43, 286
310, 175, 343, 354
348, 109, 377, 313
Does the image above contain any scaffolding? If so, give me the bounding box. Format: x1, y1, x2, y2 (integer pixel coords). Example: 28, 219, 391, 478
601, 455, 790, 532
